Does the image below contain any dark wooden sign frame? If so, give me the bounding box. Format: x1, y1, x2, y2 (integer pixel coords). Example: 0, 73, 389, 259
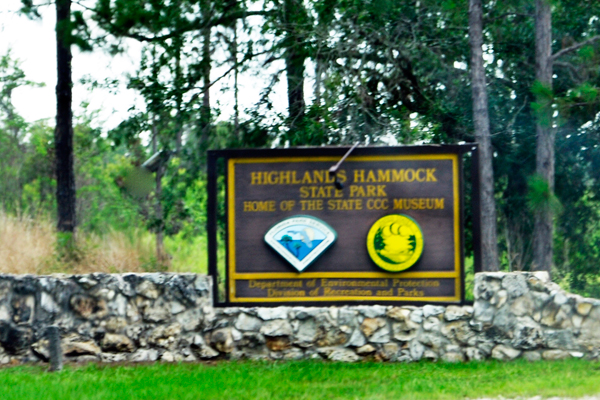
208, 145, 481, 307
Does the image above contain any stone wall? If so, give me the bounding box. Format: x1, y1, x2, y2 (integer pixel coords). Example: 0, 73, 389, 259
0, 271, 599, 364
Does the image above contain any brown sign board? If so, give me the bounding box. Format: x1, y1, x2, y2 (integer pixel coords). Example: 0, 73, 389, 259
207, 145, 477, 306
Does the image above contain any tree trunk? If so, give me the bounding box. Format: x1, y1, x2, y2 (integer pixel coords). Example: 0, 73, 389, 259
174, 37, 183, 154
532, 0, 554, 274
55, 0, 76, 233
233, 20, 240, 139
199, 26, 211, 145
468, 0, 499, 271
151, 116, 165, 263
155, 163, 165, 264
283, 0, 306, 135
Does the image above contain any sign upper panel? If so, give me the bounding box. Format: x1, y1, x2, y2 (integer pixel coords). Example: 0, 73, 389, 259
218, 147, 465, 305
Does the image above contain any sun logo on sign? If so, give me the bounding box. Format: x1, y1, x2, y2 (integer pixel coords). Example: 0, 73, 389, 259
366, 214, 424, 272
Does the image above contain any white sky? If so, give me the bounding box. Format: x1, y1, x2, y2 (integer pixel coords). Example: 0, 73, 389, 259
0, 0, 289, 132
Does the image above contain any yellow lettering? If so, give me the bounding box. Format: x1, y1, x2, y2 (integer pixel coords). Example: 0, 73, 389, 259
327, 199, 363, 210
366, 170, 376, 183
377, 169, 390, 182
301, 171, 312, 184
313, 170, 325, 184
250, 172, 263, 185
299, 186, 309, 198
427, 168, 437, 182
354, 169, 365, 183
392, 169, 404, 182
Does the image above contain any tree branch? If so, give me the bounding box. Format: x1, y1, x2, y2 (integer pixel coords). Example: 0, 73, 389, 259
551, 35, 600, 61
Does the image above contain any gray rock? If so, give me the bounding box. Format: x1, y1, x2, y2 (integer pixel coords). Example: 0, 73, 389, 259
345, 328, 367, 348
473, 300, 494, 323
444, 306, 472, 321
191, 334, 220, 359
442, 352, 464, 363
100, 353, 128, 362
392, 321, 418, 342
542, 349, 571, 360
410, 309, 423, 324
491, 345, 521, 361
356, 305, 387, 318
40, 292, 60, 314
409, 340, 425, 361
266, 336, 291, 351
360, 317, 386, 337
142, 298, 171, 323
0, 304, 10, 321
70, 295, 108, 319
101, 333, 135, 353
170, 301, 186, 315
161, 351, 184, 362
176, 308, 203, 331
148, 323, 182, 349
257, 307, 288, 321
510, 295, 534, 317
295, 319, 317, 346
423, 316, 441, 332
502, 274, 528, 299
369, 325, 390, 343
531, 271, 550, 283
12, 295, 34, 323
235, 313, 263, 332
282, 348, 304, 360
378, 342, 400, 361
338, 308, 358, 326
130, 349, 159, 362
545, 329, 577, 350
356, 344, 376, 355
194, 277, 210, 294
387, 307, 411, 321
490, 290, 508, 308
260, 320, 293, 337
62, 334, 101, 356
465, 347, 485, 361
423, 305, 445, 318
419, 332, 447, 350
328, 348, 360, 362
77, 277, 98, 289
210, 328, 234, 353
576, 301, 594, 316
474, 275, 501, 301
522, 351, 541, 362
510, 318, 543, 350
441, 320, 475, 344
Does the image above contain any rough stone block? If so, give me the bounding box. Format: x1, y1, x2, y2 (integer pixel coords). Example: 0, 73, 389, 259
491, 344, 521, 361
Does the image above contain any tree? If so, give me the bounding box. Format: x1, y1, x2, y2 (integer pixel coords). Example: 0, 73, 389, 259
20, 0, 77, 234
531, 0, 554, 274
469, 0, 499, 271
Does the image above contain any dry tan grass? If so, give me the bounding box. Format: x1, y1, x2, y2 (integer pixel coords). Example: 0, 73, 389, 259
0, 212, 158, 274
0, 212, 56, 274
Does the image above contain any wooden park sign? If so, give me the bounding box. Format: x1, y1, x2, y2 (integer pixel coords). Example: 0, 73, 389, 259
207, 145, 479, 306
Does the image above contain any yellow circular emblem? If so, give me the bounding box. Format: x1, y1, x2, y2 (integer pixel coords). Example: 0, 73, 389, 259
366, 214, 424, 272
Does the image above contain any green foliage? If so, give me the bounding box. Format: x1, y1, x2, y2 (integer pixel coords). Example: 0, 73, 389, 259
527, 174, 563, 215
5, 0, 600, 292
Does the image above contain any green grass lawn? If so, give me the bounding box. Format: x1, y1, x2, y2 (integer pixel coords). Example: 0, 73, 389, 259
0, 359, 599, 400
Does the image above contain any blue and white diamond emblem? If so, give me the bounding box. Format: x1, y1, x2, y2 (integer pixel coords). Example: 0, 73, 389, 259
264, 215, 337, 272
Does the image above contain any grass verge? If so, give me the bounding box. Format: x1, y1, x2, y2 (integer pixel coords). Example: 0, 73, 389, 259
0, 359, 599, 400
